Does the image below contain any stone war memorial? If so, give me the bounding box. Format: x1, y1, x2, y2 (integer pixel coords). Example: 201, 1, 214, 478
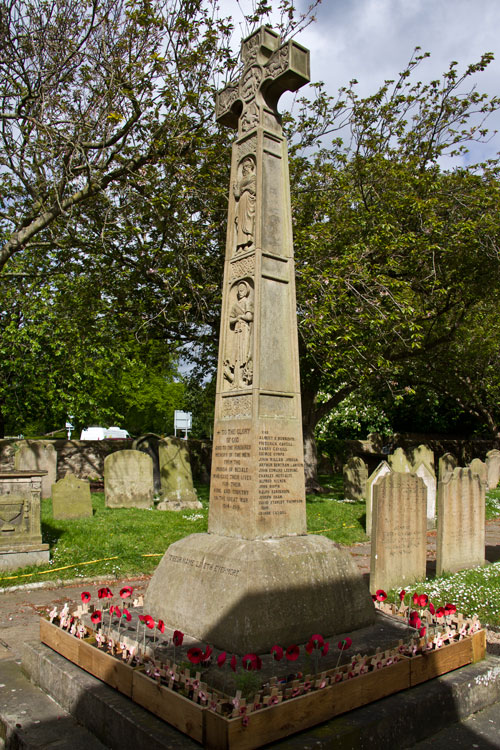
145, 26, 374, 653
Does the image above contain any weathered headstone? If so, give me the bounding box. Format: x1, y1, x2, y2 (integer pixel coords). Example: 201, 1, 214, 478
486, 449, 500, 490
414, 460, 437, 528
436, 467, 485, 575
343, 456, 368, 501
370, 473, 427, 593
438, 451, 457, 480
104, 450, 154, 509
132, 434, 162, 493
51, 473, 92, 520
145, 26, 374, 653
0, 471, 50, 569
387, 447, 411, 474
469, 457, 487, 486
365, 460, 392, 537
157, 438, 202, 510
14, 441, 56, 499
408, 444, 435, 474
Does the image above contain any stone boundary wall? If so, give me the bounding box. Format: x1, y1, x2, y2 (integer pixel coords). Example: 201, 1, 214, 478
0, 438, 212, 485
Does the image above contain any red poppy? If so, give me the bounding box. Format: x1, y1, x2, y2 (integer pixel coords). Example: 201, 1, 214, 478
419, 626, 427, 638
119, 586, 133, 599
445, 603, 456, 615
122, 608, 131, 622
338, 637, 352, 651
436, 607, 446, 618
271, 645, 283, 661
230, 654, 237, 672
144, 615, 155, 630
202, 646, 213, 662
371, 594, 377, 601
285, 644, 300, 661
81, 592, 91, 603
429, 602, 435, 615
113, 606, 122, 618
309, 633, 324, 648
187, 647, 203, 664
157, 620, 165, 634
412, 592, 419, 605
418, 594, 428, 607
91, 610, 102, 624
98, 587, 113, 599
138, 614, 147, 622
409, 611, 422, 629
375, 590, 387, 602
217, 652, 227, 668
322, 642, 330, 656
305, 640, 314, 654
242, 653, 262, 671
173, 630, 184, 647
399, 590, 406, 602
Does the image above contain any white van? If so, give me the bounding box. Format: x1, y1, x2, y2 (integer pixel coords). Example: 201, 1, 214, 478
80, 426, 131, 440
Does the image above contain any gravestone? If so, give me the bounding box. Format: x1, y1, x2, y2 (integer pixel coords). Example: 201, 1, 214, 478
51, 473, 92, 520
365, 460, 392, 536
14, 441, 56, 499
469, 457, 487, 486
414, 460, 437, 528
157, 438, 202, 510
409, 444, 435, 473
438, 451, 457, 480
145, 26, 375, 653
436, 467, 485, 575
343, 456, 368, 501
370, 473, 427, 593
132, 434, 162, 493
387, 447, 411, 474
486, 449, 500, 490
0, 471, 50, 569
104, 450, 154, 509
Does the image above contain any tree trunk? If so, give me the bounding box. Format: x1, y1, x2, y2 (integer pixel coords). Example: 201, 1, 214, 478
0, 401, 4, 439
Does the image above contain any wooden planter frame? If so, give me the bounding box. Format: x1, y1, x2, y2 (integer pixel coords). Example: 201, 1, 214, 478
40, 618, 486, 750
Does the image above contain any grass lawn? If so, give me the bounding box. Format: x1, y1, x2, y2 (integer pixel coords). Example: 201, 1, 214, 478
2, 475, 500, 628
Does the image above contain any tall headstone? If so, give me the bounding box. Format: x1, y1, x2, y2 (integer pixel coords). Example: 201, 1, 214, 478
469, 457, 487, 486
0, 471, 50, 569
436, 467, 485, 575
14, 441, 56, 499
157, 438, 202, 510
370, 473, 427, 593
387, 447, 411, 474
51, 473, 92, 520
145, 26, 375, 653
132, 434, 162, 493
486, 449, 500, 490
438, 451, 457, 480
343, 456, 368, 501
414, 460, 437, 528
104, 450, 154, 509
408, 444, 435, 474
365, 460, 392, 537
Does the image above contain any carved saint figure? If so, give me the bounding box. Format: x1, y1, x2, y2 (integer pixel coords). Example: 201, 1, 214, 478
233, 156, 256, 254
225, 281, 253, 389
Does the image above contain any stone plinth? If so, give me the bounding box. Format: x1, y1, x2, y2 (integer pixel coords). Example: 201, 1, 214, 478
51, 473, 92, 520
343, 457, 368, 502
14, 441, 56, 499
145, 533, 374, 654
370, 473, 427, 593
0, 471, 49, 570
158, 438, 201, 509
104, 450, 154, 509
436, 467, 485, 575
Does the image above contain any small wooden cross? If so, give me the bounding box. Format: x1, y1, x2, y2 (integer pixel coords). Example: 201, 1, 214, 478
216, 25, 310, 134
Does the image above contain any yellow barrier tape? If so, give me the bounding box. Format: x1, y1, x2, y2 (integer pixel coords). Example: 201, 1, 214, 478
141, 553, 163, 557
309, 524, 357, 534
0, 556, 119, 582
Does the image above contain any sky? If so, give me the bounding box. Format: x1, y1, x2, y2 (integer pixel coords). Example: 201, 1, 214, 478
221, 0, 500, 166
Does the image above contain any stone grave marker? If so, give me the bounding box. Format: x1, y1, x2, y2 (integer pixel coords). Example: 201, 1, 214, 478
436, 467, 485, 575
370, 473, 427, 593
145, 26, 375, 654
132, 434, 162, 493
365, 460, 392, 537
51, 473, 92, 520
414, 460, 437, 528
469, 457, 487, 486
104, 450, 154, 509
438, 452, 457, 480
343, 456, 368, 501
408, 444, 435, 474
486, 449, 500, 490
0, 471, 50, 569
157, 438, 202, 510
14, 441, 56, 499
387, 447, 411, 474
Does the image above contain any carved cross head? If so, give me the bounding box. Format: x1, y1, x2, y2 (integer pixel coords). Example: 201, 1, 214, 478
216, 25, 310, 135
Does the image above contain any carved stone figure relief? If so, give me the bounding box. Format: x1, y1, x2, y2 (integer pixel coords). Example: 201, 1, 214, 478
241, 102, 260, 133
233, 155, 256, 254
242, 34, 260, 63
267, 45, 289, 78
216, 84, 239, 119
240, 65, 263, 101
223, 280, 254, 390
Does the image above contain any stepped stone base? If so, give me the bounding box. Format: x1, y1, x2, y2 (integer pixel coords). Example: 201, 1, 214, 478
144, 532, 375, 653
0, 543, 49, 570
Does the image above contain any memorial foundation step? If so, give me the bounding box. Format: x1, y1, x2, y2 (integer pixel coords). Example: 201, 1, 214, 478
1, 641, 498, 749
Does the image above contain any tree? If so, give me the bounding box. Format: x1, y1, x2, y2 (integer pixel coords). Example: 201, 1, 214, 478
287, 52, 500, 489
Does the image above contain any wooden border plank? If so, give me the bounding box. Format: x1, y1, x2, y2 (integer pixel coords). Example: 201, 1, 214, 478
410, 638, 473, 686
